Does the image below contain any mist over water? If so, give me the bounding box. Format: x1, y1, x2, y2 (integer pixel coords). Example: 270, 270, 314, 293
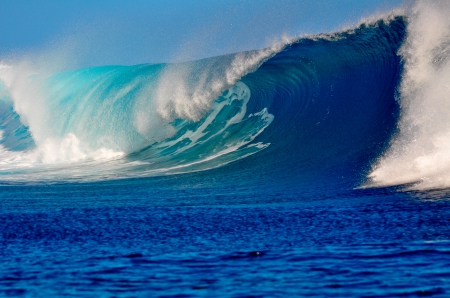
368, 0, 450, 190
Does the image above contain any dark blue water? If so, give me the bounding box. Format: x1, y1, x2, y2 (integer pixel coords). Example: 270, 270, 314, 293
1, 15, 450, 297
1, 179, 450, 297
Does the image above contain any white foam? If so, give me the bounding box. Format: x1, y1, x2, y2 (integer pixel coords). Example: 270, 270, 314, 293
0, 133, 124, 168
156, 82, 251, 151
0, 61, 49, 138
367, 0, 450, 190
151, 40, 289, 123
33, 133, 124, 163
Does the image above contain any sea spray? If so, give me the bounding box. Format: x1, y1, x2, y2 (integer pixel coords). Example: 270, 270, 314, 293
367, 0, 450, 190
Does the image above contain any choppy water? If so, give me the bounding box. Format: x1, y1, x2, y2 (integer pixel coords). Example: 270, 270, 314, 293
1, 182, 450, 297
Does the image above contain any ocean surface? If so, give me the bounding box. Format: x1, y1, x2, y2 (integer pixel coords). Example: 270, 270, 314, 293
1, 1, 450, 297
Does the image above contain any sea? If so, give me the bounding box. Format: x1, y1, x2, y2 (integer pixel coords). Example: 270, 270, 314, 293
1, 1, 450, 297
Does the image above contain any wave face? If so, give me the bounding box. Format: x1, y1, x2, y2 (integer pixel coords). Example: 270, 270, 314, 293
0, 16, 406, 187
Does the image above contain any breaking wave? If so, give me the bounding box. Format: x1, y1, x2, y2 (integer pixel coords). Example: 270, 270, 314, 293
1, 1, 449, 192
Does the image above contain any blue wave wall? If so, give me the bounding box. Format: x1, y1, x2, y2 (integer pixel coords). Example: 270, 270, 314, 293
228, 17, 406, 191
0, 17, 406, 188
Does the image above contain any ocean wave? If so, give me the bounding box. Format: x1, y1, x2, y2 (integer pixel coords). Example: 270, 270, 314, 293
0, 11, 423, 187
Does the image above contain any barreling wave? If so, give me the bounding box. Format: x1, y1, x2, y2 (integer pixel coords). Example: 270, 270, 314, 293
0, 9, 429, 190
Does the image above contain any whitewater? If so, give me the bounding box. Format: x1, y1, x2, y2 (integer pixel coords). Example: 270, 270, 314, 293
366, 1, 450, 190
1, 1, 450, 297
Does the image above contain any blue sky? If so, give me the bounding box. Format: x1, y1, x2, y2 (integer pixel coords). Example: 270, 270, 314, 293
0, 0, 405, 66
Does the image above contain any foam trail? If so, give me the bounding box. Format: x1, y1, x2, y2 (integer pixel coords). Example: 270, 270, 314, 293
367, 0, 450, 190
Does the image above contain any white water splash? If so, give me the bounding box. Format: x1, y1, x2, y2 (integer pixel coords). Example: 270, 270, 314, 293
149, 40, 289, 123
0, 62, 126, 165
367, 0, 450, 190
